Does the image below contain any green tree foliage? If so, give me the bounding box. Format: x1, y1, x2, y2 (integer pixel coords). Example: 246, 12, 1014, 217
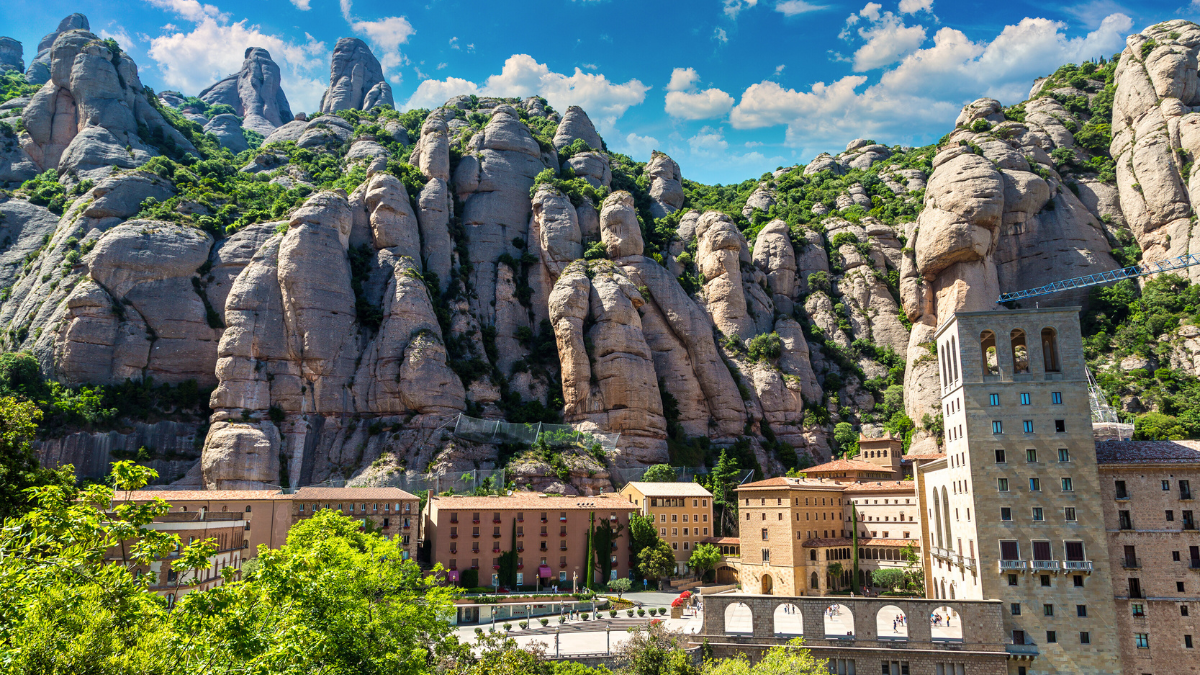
696, 450, 741, 535
704, 639, 827, 675
642, 463, 677, 482
618, 622, 701, 675
0, 396, 74, 521
833, 422, 859, 457
607, 577, 632, 600
637, 538, 676, 585
0, 462, 458, 674
746, 332, 782, 362
869, 567, 906, 591
688, 543, 721, 580
592, 517, 624, 585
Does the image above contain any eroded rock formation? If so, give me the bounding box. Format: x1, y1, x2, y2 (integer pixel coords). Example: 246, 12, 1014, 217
198, 47, 294, 136
319, 38, 393, 113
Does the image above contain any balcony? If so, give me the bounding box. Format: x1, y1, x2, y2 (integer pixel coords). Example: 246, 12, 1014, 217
450, 519, 459, 524
1030, 560, 1061, 572
560, 517, 567, 522
473, 519, 480, 524
492, 548, 501, 554
516, 547, 524, 553
472, 533, 480, 538
540, 532, 549, 537
492, 565, 500, 570
560, 563, 568, 568
961, 556, 977, 571
1063, 560, 1094, 572
493, 518, 501, 523
471, 564, 479, 570
1122, 558, 1141, 570
402, 524, 411, 530
492, 533, 502, 538
541, 518, 548, 523
931, 547, 953, 561
517, 563, 523, 569
450, 534, 459, 539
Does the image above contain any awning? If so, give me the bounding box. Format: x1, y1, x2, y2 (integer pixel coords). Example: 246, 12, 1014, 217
538, 565, 553, 578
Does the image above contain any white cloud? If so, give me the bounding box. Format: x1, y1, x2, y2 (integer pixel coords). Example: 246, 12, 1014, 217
404, 77, 479, 110
714, 27, 729, 44
776, 0, 829, 16
851, 9, 927, 71
449, 37, 460, 49
688, 126, 730, 157
404, 55, 649, 131
897, 0, 933, 13
859, 2, 882, 21
290, 0, 312, 9
143, 0, 226, 22
437, 63, 447, 70
100, 24, 136, 52
1063, 0, 1128, 28
664, 68, 734, 120
619, 132, 660, 159
582, 63, 599, 70
339, 0, 414, 78
667, 67, 700, 92
775, 64, 786, 75
729, 12, 1133, 152
724, 0, 758, 18
147, 18, 328, 111
415, 67, 430, 80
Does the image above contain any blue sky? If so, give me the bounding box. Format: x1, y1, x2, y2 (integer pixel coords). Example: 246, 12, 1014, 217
0, 0, 1195, 183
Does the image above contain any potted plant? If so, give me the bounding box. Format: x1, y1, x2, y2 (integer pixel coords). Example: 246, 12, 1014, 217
626, 609, 635, 617
559, 615, 566, 624
609, 609, 617, 618
581, 612, 590, 620
519, 621, 528, 629
637, 608, 646, 617
659, 608, 666, 616
648, 608, 657, 617
671, 597, 686, 619
503, 623, 512, 632
540, 618, 549, 627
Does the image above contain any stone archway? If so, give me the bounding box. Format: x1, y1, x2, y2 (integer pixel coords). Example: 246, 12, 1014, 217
761, 574, 774, 595
716, 565, 738, 584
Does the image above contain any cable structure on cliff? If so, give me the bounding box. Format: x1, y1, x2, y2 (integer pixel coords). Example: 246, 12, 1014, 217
996, 254, 1200, 304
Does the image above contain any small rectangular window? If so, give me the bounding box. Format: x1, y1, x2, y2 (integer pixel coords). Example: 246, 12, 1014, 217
1051, 392, 1062, 404
1077, 605, 1087, 617
1032, 508, 1044, 521
998, 478, 1009, 492
1119, 511, 1132, 529
1136, 633, 1150, 649
1043, 604, 1054, 617
1001, 507, 1012, 521
993, 421, 1003, 434
1164, 480, 1172, 491
1046, 631, 1057, 643
1058, 449, 1070, 462
1011, 603, 1021, 615
1183, 480, 1193, 499
1030, 478, 1041, 492
1080, 632, 1090, 644
1168, 510, 1176, 522
1188, 635, 1195, 649
1020, 393, 1031, 405
1065, 507, 1076, 521
1026, 449, 1037, 463
1055, 420, 1066, 433
990, 394, 1000, 406
995, 449, 1006, 463
1061, 478, 1073, 492
1023, 420, 1034, 433
1115, 481, 1128, 499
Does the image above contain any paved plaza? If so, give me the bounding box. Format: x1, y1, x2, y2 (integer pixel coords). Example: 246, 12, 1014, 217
455, 614, 702, 655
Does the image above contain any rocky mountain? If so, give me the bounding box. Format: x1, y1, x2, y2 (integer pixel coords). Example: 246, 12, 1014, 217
0, 13, 1198, 493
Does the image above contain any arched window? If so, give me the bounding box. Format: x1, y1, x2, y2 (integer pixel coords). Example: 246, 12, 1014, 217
1042, 328, 1060, 372
810, 572, 819, 589
940, 343, 949, 388
245, 505, 252, 513
1010, 329, 1029, 374
980, 331, 998, 376
810, 549, 817, 561
941, 486, 953, 548
950, 336, 959, 382
932, 489, 944, 548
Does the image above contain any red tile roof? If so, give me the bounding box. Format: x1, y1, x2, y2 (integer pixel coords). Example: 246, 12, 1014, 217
293, 486, 418, 500
702, 537, 741, 545
428, 492, 636, 510
805, 458, 893, 474
737, 477, 847, 491
842, 481, 916, 493
1096, 440, 1200, 465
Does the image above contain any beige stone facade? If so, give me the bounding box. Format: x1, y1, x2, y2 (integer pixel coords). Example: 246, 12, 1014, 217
618, 481, 714, 574
1096, 439, 1200, 675
847, 480, 919, 540
918, 308, 1120, 674
422, 492, 636, 589
290, 486, 420, 561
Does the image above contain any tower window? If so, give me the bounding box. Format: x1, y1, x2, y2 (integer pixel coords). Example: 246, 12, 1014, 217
1051, 392, 1062, 404
990, 394, 1000, 406
1020, 393, 1031, 405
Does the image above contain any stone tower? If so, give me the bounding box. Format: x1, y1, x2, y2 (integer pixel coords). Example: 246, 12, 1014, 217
915, 307, 1119, 674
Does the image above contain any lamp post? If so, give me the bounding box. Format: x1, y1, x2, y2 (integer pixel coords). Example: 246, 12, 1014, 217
572, 570, 577, 595
555, 626, 560, 657
606, 624, 611, 655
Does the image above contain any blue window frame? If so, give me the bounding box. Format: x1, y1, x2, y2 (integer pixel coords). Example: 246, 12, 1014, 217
990, 394, 1000, 406
1023, 420, 1034, 433
993, 421, 1003, 434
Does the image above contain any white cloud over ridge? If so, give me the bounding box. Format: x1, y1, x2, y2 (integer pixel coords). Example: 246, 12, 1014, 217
731, 12, 1133, 154
664, 68, 734, 120
340, 0, 414, 77
144, 0, 226, 22
147, 18, 329, 112
776, 1, 829, 16
851, 9, 927, 71
404, 55, 649, 132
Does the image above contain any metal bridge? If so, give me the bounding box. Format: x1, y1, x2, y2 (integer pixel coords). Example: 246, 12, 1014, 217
996, 254, 1200, 304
